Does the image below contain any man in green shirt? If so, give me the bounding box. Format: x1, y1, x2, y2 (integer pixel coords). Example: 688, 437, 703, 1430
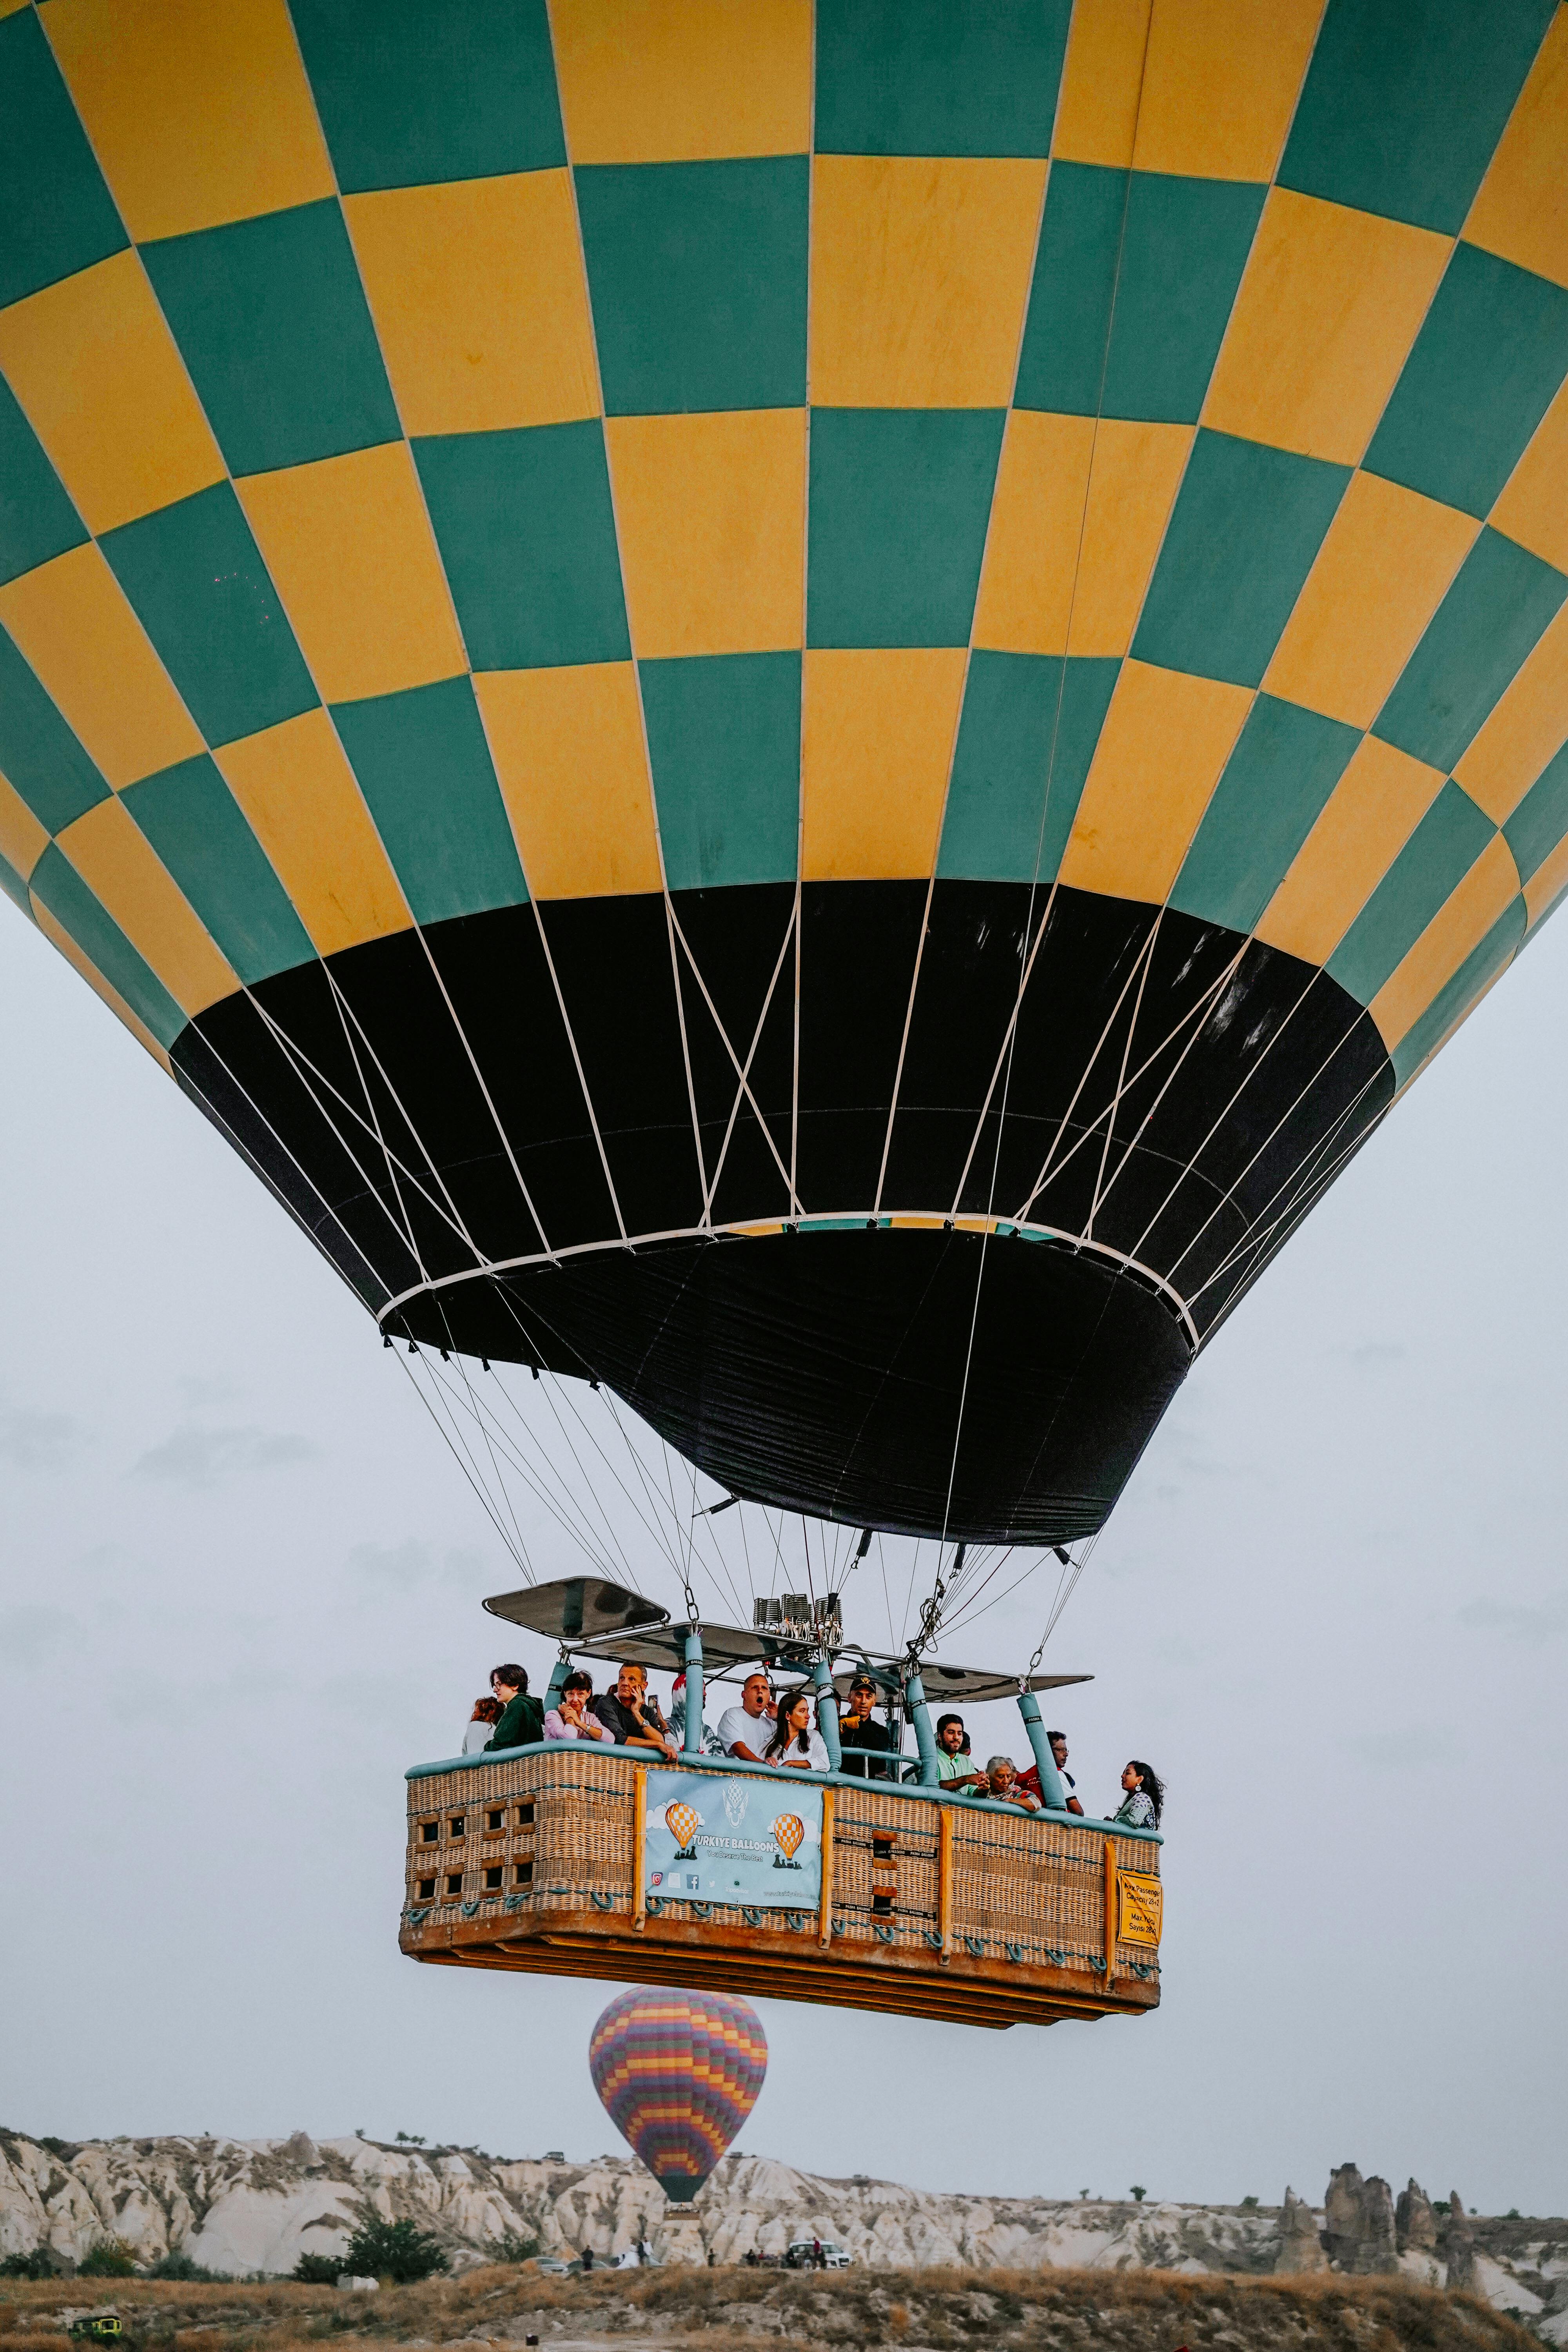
485, 1664, 543, 1751
935, 1713, 987, 1794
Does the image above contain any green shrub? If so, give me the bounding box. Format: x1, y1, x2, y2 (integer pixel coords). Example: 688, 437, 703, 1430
341, 2215, 449, 2285
147, 2251, 224, 2281
492, 2230, 541, 2264
79, 2239, 137, 2278
292, 2253, 345, 2285
0, 2249, 56, 2278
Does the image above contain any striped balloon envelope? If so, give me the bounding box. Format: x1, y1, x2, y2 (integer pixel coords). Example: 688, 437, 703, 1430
588, 1985, 767, 2202
2, 1, 1567, 1543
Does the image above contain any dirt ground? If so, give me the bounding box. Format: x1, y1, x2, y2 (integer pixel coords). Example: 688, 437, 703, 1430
0, 2263, 1539, 2352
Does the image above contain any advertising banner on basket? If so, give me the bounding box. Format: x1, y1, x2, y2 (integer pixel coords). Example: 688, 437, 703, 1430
644, 1770, 824, 1909
1116, 1870, 1163, 1946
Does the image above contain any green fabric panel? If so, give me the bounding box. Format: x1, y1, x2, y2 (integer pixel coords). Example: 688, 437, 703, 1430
641, 652, 800, 891
123, 754, 315, 984
1327, 780, 1497, 1004
100, 483, 318, 750
1171, 695, 1362, 933
0, 624, 110, 835
813, 0, 1071, 157
807, 408, 1005, 649
1132, 430, 1350, 689
1391, 895, 1525, 1087
575, 158, 808, 416
332, 674, 527, 926
143, 201, 399, 477
1014, 164, 1125, 417
1374, 527, 1568, 773
289, 0, 565, 192
1101, 174, 1266, 425
1278, 0, 1557, 236
0, 10, 127, 309
939, 652, 1118, 882
1363, 244, 1568, 520
1502, 739, 1568, 884
414, 421, 630, 670
0, 846, 33, 922
28, 844, 185, 1047
0, 373, 87, 587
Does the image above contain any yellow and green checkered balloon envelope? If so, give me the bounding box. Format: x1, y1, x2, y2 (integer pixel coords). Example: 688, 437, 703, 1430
3, 0, 1566, 1544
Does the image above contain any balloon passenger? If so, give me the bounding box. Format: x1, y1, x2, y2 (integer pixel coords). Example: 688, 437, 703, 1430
984, 1756, 1041, 1810
461, 1695, 501, 1754
484, 1665, 543, 1752
545, 1670, 611, 1742
933, 1713, 987, 1793
762, 1687, 829, 1770
591, 1662, 679, 1757
717, 1672, 778, 1762
837, 1675, 895, 1780
1114, 1760, 1163, 1829
1016, 1730, 1085, 1813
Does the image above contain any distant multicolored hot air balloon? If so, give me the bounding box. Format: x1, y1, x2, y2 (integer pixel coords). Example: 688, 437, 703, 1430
589, 1986, 767, 2203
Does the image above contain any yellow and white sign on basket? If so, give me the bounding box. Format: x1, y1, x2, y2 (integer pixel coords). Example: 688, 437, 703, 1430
1117, 1870, 1163, 1948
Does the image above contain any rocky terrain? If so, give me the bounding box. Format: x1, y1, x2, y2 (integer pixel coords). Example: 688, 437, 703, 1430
0, 2133, 1563, 2341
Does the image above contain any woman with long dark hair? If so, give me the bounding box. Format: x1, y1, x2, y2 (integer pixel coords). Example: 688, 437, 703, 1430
763, 1687, 828, 1771
1114, 1760, 1164, 1828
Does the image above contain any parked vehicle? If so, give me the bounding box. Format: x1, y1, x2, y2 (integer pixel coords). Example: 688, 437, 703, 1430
784, 2239, 851, 2270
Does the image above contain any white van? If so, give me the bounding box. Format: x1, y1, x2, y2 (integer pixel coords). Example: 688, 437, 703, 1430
784, 2239, 851, 2269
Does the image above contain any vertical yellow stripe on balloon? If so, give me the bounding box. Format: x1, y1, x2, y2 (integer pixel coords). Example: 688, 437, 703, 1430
472, 664, 662, 898
550, 0, 813, 162
31, 899, 174, 1072
56, 796, 238, 1014
0, 770, 49, 884
1524, 830, 1568, 928
1067, 419, 1192, 656
1058, 661, 1252, 904
1490, 374, 1568, 577
1131, 0, 1323, 181
1463, 5, 1568, 291
1263, 472, 1479, 730
0, 544, 203, 789
1453, 601, 1568, 822
605, 410, 806, 657
1255, 735, 1446, 966
1370, 834, 1521, 1049
1053, 0, 1150, 167
44, 0, 334, 239
214, 710, 412, 957
801, 650, 967, 881
810, 156, 1046, 408
0, 250, 225, 535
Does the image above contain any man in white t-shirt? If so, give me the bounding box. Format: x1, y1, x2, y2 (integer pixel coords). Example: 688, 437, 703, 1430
715, 1672, 776, 1762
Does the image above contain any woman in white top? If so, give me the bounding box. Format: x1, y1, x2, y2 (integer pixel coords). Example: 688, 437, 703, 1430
544, 1670, 611, 1742
461, 1696, 501, 1754
762, 1687, 829, 1771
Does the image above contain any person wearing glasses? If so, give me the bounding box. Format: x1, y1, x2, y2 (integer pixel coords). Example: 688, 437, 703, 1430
837, 1675, 895, 1781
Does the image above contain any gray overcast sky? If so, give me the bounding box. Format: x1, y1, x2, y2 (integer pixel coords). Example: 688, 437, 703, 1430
2, 897, 1565, 2218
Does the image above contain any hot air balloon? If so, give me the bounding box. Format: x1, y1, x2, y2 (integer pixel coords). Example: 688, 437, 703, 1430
589, 1987, 766, 2203
7, 2, 1566, 2018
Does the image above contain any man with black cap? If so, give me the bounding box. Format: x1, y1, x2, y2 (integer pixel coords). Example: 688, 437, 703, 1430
837, 1674, 895, 1780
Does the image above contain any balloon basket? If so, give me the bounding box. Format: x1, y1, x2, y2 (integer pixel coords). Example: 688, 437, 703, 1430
652, 2209, 708, 2267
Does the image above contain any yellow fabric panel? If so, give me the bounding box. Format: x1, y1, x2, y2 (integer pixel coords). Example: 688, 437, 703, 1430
214, 709, 412, 957
32, 899, 174, 1073
1464, 5, 1568, 291
1053, 0, 1150, 168
57, 795, 237, 1016
0, 544, 203, 791
1490, 373, 1568, 575
0, 0, 30, 16
0, 769, 48, 883
550, 0, 812, 163
1255, 734, 1446, 965
1059, 660, 1251, 903
801, 649, 966, 881
811, 156, 1046, 408
1454, 601, 1568, 822
1524, 828, 1568, 927
1263, 472, 1479, 730
1370, 833, 1521, 1049
1133, 0, 1323, 181
473, 664, 662, 898
0, 252, 224, 537
971, 413, 1190, 657
45, 0, 333, 241
236, 443, 466, 705
1203, 190, 1451, 466
605, 409, 805, 659
346, 172, 599, 436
